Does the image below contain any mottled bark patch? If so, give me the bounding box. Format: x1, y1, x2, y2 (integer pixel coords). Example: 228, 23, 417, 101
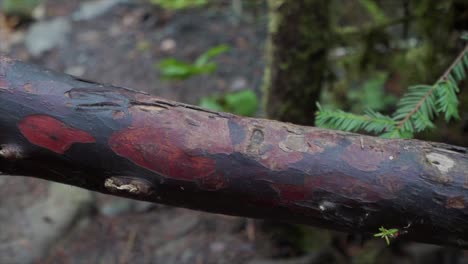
270, 183, 309, 204
20, 81, 72, 95
65, 87, 128, 111
112, 110, 126, 119
234, 120, 306, 171
23, 83, 34, 93
130, 104, 166, 113
180, 110, 233, 154
426, 152, 455, 174
197, 173, 228, 191
342, 141, 399, 172
109, 107, 232, 185
304, 130, 341, 154
0, 56, 12, 79
228, 118, 246, 146
247, 128, 266, 156
446, 196, 465, 209
0, 79, 8, 90
307, 174, 387, 203
18, 115, 96, 154
377, 174, 404, 194
109, 126, 217, 181
279, 134, 308, 153
0, 64, 9, 89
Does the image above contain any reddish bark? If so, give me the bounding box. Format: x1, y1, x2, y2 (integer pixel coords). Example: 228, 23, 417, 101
19, 115, 96, 154
1, 56, 468, 247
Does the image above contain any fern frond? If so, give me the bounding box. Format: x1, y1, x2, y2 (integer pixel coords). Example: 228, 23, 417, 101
316, 108, 396, 133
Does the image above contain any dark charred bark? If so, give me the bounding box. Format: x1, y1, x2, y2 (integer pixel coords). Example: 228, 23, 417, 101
1, 56, 468, 248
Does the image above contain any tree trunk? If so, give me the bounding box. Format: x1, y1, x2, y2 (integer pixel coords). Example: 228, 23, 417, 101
262, 0, 330, 125
1, 56, 468, 248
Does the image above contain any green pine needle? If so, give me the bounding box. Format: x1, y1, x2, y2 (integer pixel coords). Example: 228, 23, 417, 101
316, 44, 467, 139
315, 107, 396, 134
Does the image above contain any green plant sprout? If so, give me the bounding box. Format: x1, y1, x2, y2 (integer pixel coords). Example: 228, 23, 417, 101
150, 0, 207, 10
374, 226, 399, 245
199, 89, 258, 117
316, 43, 468, 139
158, 45, 230, 80
2, 0, 41, 16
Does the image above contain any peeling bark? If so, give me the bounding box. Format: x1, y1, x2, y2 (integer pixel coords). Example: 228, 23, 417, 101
1, 56, 468, 247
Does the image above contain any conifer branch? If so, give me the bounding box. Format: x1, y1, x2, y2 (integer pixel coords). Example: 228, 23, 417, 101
316, 43, 468, 139
395, 44, 467, 131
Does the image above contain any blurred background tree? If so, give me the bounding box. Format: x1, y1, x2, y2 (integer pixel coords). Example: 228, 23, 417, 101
261, 0, 468, 262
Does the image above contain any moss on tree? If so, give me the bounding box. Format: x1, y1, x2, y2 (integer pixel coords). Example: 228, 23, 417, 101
263, 0, 331, 125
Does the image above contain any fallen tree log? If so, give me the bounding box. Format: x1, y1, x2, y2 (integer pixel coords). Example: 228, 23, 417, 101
1, 56, 468, 248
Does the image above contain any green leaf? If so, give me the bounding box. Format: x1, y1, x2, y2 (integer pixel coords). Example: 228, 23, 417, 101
158, 58, 198, 80
199, 97, 224, 112
195, 44, 230, 67
224, 90, 258, 117
158, 45, 229, 80
358, 0, 388, 24
150, 0, 207, 10
198, 90, 258, 117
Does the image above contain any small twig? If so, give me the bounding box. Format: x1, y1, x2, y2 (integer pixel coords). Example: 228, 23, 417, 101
246, 219, 256, 242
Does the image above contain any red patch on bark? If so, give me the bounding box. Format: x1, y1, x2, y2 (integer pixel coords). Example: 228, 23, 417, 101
270, 183, 309, 204
197, 173, 227, 191
18, 115, 96, 154
307, 175, 386, 203
108, 105, 233, 184
109, 126, 216, 181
